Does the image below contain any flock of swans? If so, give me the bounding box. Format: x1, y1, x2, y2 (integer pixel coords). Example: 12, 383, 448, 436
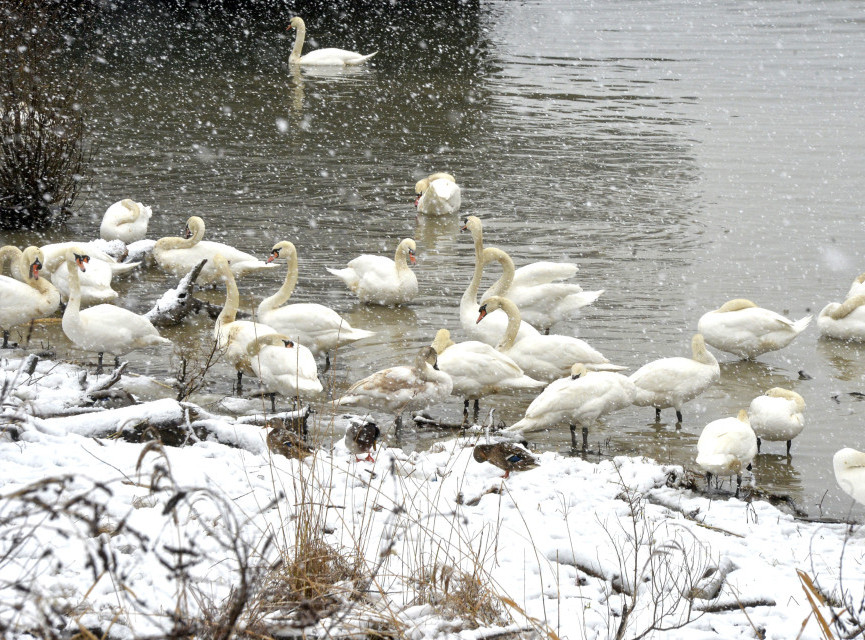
2, 68, 865, 502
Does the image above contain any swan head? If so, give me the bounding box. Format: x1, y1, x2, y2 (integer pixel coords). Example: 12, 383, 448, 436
184, 216, 205, 240
64, 247, 90, 273
834, 447, 865, 473
397, 238, 417, 265
431, 328, 455, 354
22, 246, 44, 281
736, 409, 749, 423
287, 16, 305, 31
855, 273, 865, 285
268, 240, 296, 263
460, 215, 482, 235
570, 363, 588, 380
765, 387, 806, 410
417, 345, 440, 370
717, 298, 757, 313
476, 296, 509, 323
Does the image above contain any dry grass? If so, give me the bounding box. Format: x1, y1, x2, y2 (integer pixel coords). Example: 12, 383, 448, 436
411, 562, 509, 630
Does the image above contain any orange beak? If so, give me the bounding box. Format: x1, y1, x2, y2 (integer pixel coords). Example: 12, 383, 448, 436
409, 250, 417, 265
75, 255, 89, 272
476, 308, 488, 324
267, 250, 279, 263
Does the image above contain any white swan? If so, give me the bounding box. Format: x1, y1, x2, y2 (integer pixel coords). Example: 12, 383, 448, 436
61, 247, 170, 372
697, 298, 812, 359
213, 254, 277, 392
695, 410, 757, 497
481, 246, 603, 333
327, 238, 418, 305
100, 199, 152, 244
846, 273, 865, 299
747, 387, 805, 455
287, 16, 377, 66
414, 172, 461, 215
0, 247, 60, 348
834, 448, 865, 506
246, 333, 322, 410
476, 296, 625, 382
629, 334, 720, 424
335, 346, 453, 427
258, 241, 375, 365
51, 256, 119, 305
505, 363, 636, 451
431, 328, 545, 422
460, 216, 539, 345
0, 245, 24, 280
154, 216, 275, 286
818, 295, 865, 341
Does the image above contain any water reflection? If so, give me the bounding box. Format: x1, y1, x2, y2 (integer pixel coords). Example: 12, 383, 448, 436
717, 360, 803, 408
816, 338, 865, 382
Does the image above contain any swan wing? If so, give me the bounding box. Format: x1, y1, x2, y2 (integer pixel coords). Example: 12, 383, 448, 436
511, 262, 578, 288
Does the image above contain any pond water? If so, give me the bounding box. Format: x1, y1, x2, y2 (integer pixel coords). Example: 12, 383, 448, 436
5, 0, 865, 518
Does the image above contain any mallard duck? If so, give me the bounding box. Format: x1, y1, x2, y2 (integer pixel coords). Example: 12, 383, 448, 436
697, 298, 811, 359
345, 418, 380, 462
473, 442, 539, 479
747, 387, 806, 455
695, 410, 757, 497
266, 418, 314, 460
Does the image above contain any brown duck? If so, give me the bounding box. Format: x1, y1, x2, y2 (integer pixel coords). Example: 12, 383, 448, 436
473, 442, 539, 479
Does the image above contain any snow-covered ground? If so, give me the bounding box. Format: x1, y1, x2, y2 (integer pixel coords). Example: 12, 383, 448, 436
1, 353, 863, 640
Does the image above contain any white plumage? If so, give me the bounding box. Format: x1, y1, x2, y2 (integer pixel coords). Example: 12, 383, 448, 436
327, 238, 418, 306
414, 173, 461, 215
247, 333, 323, 402
747, 388, 805, 454
834, 448, 865, 507
629, 334, 720, 423
817, 295, 865, 341
258, 241, 374, 361
100, 199, 152, 244
153, 216, 275, 286
697, 298, 811, 359
0, 247, 60, 347
287, 17, 377, 66
695, 410, 757, 496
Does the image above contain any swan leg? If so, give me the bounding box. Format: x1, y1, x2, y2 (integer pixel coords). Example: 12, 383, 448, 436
324, 353, 331, 373
654, 407, 661, 422
395, 414, 403, 431
114, 355, 121, 369
462, 400, 469, 426
705, 471, 712, 492
96, 352, 105, 375
675, 409, 683, 424
735, 473, 742, 498
25, 319, 35, 346
582, 425, 589, 453
235, 370, 244, 395
757, 436, 762, 453
270, 393, 277, 413
473, 399, 480, 423
786, 440, 792, 457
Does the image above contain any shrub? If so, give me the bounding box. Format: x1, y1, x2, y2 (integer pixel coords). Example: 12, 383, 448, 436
0, 0, 90, 229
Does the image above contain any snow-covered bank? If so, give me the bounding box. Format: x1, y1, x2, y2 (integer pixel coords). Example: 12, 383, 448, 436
1, 354, 863, 640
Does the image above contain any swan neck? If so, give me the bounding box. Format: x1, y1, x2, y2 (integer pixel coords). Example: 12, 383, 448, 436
120, 199, 139, 224
0, 246, 22, 278
461, 229, 486, 306
692, 338, 717, 366
497, 299, 521, 351
260, 252, 298, 313
485, 248, 515, 298
290, 23, 305, 62
65, 252, 82, 318
217, 263, 240, 327
395, 242, 412, 275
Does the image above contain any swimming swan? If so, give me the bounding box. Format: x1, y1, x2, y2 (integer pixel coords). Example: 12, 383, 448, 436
335, 346, 452, 427
61, 247, 169, 372
460, 216, 539, 345
154, 216, 275, 286
697, 298, 812, 359
747, 387, 805, 455
258, 241, 375, 364
481, 246, 603, 333
506, 363, 635, 451
327, 238, 418, 305
414, 172, 461, 215
817, 295, 865, 341
431, 327, 545, 422
287, 16, 377, 66
695, 409, 757, 497
100, 199, 152, 244
629, 334, 720, 424
0, 246, 60, 348
476, 296, 625, 382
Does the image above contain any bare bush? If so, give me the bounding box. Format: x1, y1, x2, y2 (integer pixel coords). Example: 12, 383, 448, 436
0, 0, 91, 229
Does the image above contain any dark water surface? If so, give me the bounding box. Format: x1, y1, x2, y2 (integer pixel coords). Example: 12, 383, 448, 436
5, 0, 865, 517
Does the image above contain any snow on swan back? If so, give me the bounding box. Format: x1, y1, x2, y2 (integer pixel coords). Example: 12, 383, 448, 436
287, 16, 377, 66
697, 298, 811, 359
